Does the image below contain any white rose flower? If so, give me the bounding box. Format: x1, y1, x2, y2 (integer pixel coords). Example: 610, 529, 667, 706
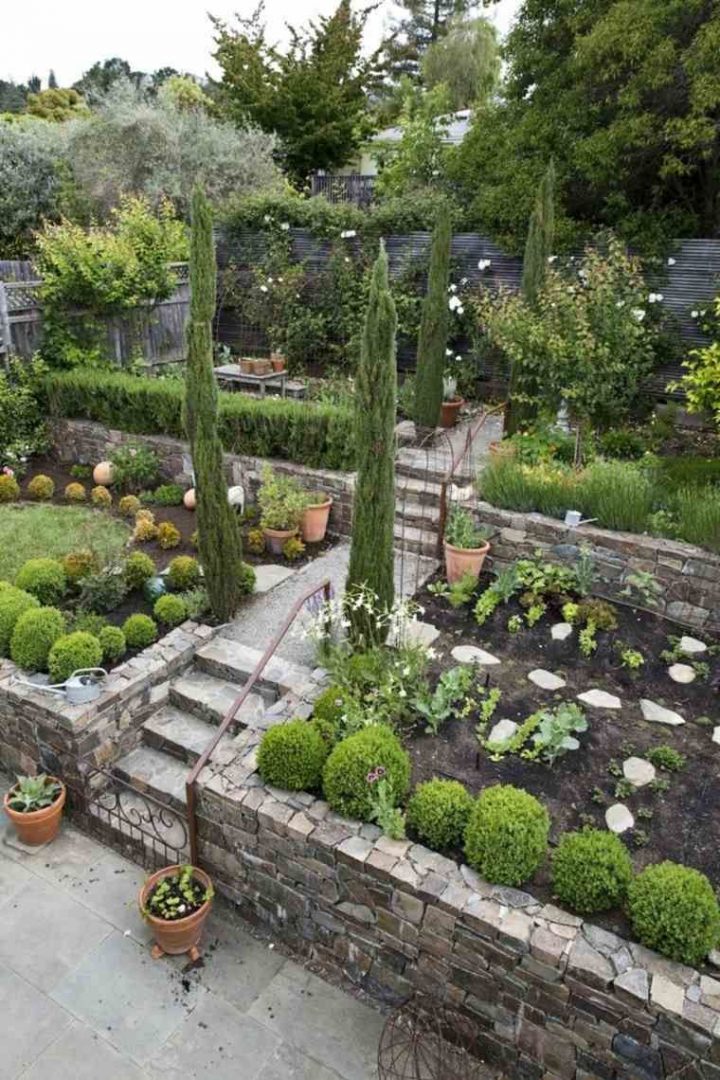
477, 259, 491, 271
667, 257, 676, 266
691, 310, 699, 318
260, 285, 268, 293
280, 222, 290, 231
632, 308, 645, 321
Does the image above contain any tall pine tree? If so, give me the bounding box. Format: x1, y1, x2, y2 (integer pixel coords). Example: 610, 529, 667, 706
183, 185, 245, 622
505, 160, 555, 434
346, 243, 397, 646
414, 204, 452, 430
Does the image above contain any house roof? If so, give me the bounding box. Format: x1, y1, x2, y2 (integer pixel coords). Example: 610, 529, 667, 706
372, 109, 472, 147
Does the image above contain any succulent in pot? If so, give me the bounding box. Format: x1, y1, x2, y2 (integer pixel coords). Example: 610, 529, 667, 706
139, 863, 214, 960
270, 350, 286, 373
257, 465, 308, 554
440, 374, 464, 428
301, 490, 333, 543
444, 506, 492, 584
3, 773, 66, 845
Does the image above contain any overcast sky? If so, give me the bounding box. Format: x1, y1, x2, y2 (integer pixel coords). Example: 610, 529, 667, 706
2, 0, 521, 86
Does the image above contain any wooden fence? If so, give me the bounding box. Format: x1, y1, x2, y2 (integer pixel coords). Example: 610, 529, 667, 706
0, 263, 190, 371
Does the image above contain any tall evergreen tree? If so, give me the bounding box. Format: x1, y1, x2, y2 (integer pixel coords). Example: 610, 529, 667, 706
183, 185, 245, 621
505, 160, 555, 435
346, 243, 397, 646
414, 204, 452, 429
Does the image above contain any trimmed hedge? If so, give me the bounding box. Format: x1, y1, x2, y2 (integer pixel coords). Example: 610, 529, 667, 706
551, 829, 633, 915
323, 725, 411, 821
258, 720, 329, 791
464, 784, 549, 887
44, 370, 356, 472
628, 862, 720, 966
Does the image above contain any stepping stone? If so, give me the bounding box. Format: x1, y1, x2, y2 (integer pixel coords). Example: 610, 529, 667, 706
528, 669, 566, 691
668, 663, 696, 685
623, 757, 656, 788
679, 635, 707, 655
253, 564, 295, 594
606, 804, 634, 834
451, 645, 501, 666
488, 719, 518, 745
577, 689, 622, 710
640, 699, 685, 726
712, 727, 720, 746
551, 622, 573, 642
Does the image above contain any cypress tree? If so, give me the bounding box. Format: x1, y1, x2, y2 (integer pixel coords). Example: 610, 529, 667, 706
183, 184, 244, 622
505, 160, 556, 434
414, 204, 452, 430
346, 242, 397, 646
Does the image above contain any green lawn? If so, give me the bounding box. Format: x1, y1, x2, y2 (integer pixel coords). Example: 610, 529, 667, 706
0, 505, 130, 582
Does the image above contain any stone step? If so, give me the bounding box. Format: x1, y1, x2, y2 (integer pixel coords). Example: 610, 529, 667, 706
111, 745, 189, 812
395, 474, 444, 507
196, 638, 314, 697
142, 704, 233, 765
170, 669, 267, 726
394, 522, 440, 557
395, 499, 441, 530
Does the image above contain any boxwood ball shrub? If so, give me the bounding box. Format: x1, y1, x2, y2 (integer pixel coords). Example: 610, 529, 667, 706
628, 862, 720, 966
124, 551, 156, 590
91, 484, 112, 507
406, 779, 473, 852
64, 482, 87, 502
551, 829, 633, 915
16, 558, 67, 606
464, 785, 550, 886
27, 474, 54, 500
167, 555, 201, 591
97, 624, 127, 662
62, 549, 98, 584
10, 606, 66, 671
154, 593, 187, 627
122, 613, 158, 648
156, 521, 181, 549
118, 494, 142, 517
323, 725, 411, 821
258, 720, 329, 791
0, 474, 20, 502
0, 586, 39, 655
48, 630, 103, 683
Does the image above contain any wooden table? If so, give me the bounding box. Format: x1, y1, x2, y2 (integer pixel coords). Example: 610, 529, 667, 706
214, 364, 289, 398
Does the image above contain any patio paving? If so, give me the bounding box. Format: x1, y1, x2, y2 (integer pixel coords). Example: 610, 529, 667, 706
0, 776, 384, 1080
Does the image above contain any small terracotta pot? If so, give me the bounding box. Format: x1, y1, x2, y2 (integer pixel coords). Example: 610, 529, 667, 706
263, 526, 297, 555
254, 359, 272, 376
93, 461, 114, 486
271, 357, 286, 373
440, 398, 465, 429
3, 779, 66, 845
239, 358, 254, 374
444, 539, 490, 585
139, 864, 213, 961
183, 487, 196, 510
301, 497, 332, 543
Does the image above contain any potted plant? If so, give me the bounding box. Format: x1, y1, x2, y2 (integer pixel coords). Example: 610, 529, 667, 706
139, 863, 214, 961
239, 357, 255, 374
440, 374, 465, 429
301, 491, 333, 543
270, 349, 286, 373
253, 359, 272, 375
257, 465, 308, 554
443, 506, 492, 584
3, 774, 66, 845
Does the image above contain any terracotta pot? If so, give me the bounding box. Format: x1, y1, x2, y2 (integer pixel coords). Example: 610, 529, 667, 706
271, 357, 286, 373
183, 487, 196, 510
301, 497, 332, 543
440, 397, 465, 429
444, 539, 490, 585
254, 359, 272, 376
93, 461, 114, 486
3, 779, 66, 845
263, 526, 297, 555
139, 864, 213, 961
239, 358, 254, 374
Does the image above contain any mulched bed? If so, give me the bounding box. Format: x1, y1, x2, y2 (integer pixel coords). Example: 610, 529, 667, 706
408, 571, 720, 925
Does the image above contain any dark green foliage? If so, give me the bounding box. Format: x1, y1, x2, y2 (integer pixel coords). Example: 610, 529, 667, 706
15, 558, 67, 607
97, 624, 127, 662
629, 862, 720, 966
145, 484, 185, 506
414, 206, 451, 429
322, 725, 411, 821
406, 778, 473, 852
154, 594, 188, 627
167, 556, 201, 591
646, 745, 686, 772
43, 370, 355, 471
346, 244, 397, 645
48, 630, 103, 683
122, 613, 158, 648
124, 552, 156, 590
109, 443, 159, 493
10, 606, 66, 672
257, 720, 329, 791
551, 829, 633, 915
0, 586, 40, 655
237, 561, 256, 596
77, 570, 128, 613
183, 185, 245, 624
464, 784, 549, 886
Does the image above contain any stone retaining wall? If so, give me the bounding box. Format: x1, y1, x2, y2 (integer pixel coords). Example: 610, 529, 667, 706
195, 768, 720, 1080
52, 419, 355, 539
477, 500, 720, 636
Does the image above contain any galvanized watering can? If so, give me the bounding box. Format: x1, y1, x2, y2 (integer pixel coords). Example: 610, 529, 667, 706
13, 668, 108, 705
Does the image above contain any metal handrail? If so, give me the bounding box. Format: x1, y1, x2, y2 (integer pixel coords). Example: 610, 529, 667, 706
436, 402, 507, 556
186, 577, 333, 865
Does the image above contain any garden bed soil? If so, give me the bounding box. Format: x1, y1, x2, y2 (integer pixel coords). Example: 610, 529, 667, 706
408, 571, 720, 932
